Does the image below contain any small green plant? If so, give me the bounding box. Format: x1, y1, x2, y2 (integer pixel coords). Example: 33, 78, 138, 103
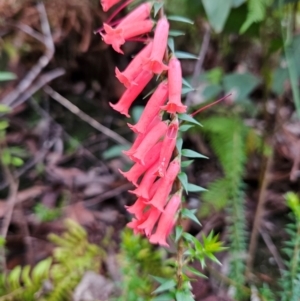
279, 192, 300, 301
34, 204, 62, 222
0, 219, 105, 301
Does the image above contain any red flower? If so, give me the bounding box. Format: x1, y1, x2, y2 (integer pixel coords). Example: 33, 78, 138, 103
128, 81, 168, 134
137, 205, 162, 236
161, 56, 187, 113
143, 17, 169, 74
119, 142, 162, 186
147, 157, 180, 211
123, 114, 161, 159
129, 162, 159, 199
126, 179, 161, 217
125, 196, 147, 219
101, 20, 153, 54
156, 117, 178, 177
149, 191, 181, 247
117, 2, 152, 27
110, 70, 153, 117
115, 41, 153, 88
101, 0, 121, 12
131, 121, 168, 165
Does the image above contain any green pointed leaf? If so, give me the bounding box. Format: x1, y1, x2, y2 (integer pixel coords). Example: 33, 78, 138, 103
152, 279, 176, 294
187, 183, 207, 192
178, 113, 202, 126
182, 87, 195, 95
181, 160, 194, 167
168, 15, 194, 24
179, 124, 194, 132
153, 2, 164, 17
175, 226, 183, 243
169, 30, 185, 37
176, 290, 195, 301
182, 78, 193, 88
175, 51, 198, 60
202, 0, 232, 33
182, 208, 201, 225
176, 137, 183, 152
168, 38, 175, 54
181, 149, 208, 159
184, 266, 207, 278
178, 172, 188, 193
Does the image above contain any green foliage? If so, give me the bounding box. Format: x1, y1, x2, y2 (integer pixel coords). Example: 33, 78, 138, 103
116, 229, 172, 301
0, 219, 104, 301
279, 193, 300, 301
240, 0, 272, 33
33, 204, 62, 222
200, 116, 251, 299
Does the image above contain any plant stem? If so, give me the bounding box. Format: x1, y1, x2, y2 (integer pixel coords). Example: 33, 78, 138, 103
176, 213, 184, 289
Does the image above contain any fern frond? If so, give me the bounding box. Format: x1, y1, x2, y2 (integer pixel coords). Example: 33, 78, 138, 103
240, 0, 271, 33
202, 116, 248, 299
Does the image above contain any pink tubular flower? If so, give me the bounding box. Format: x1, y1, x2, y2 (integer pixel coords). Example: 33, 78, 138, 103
129, 162, 159, 199
143, 17, 169, 74
119, 142, 162, 186
123, 114, 162, 159
117, 3, 152, 27
149, 191, 181, 247
137, 206, 162, 236
101, 0, 121, 12
128, 81, 169, 134
115, 41, 153, 88
131, 121, 168, 165
147, 157, 181, 211
161, 56, 187, 114
101, 20, 153, 54
156, 117, 178, 177
110, 70, 153, 117
125, 196, 147, 219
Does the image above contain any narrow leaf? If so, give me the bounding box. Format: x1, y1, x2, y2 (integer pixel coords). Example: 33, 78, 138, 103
181, 160, 194, 167
187, 183, 207, 192
168, 15, 194, 24
182, 87, 195, 95
178, 172, 188, 193
168, 38, 175, 54
182, 208, 201, 225
178, 113, 202, 126
175, 51, 198, 60
182, 78, 193, 88
184, 266, 207, 278
179, 124, 194, 132
0, 71, 16, 81
175, 226, 183, 243
182, 149, 208, 159
153, 2, 164, 17
176, 137, 183, 152
169, 30, 185, 37
152, 279, 176, 294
